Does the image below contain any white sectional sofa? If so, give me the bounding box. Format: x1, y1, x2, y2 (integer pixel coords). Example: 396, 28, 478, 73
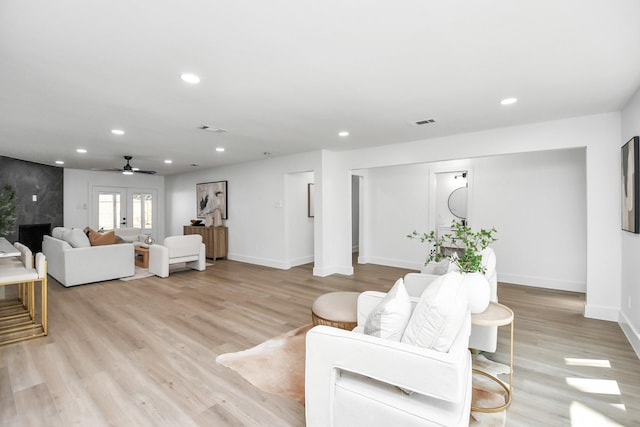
42, 227, 135, 287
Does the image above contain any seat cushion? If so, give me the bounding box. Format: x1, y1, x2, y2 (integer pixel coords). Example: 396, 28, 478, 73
312, 292, 359, 325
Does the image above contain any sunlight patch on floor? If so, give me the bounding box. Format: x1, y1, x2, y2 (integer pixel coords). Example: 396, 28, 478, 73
570, 401, 624, 427
564, 358, 611, 368
566, 378, 620, 395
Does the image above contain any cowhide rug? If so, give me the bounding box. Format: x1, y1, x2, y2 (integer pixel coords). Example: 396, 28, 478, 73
216, 324, 508, 426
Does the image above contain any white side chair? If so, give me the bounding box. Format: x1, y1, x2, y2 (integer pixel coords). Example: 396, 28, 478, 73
405, 247, 499, 352
306, 288, 472, 427
148, 234, 206, 278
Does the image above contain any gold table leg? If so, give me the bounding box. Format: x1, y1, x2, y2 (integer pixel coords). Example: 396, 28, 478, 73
471, 320, 514, 413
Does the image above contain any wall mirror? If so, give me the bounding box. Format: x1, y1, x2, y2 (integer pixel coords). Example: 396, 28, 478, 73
448, 187, 468, 219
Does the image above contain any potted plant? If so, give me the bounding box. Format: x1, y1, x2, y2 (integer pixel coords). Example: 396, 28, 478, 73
408, 220, 497, 312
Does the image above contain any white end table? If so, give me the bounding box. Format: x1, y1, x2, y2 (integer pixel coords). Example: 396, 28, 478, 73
470, 301, 514, 412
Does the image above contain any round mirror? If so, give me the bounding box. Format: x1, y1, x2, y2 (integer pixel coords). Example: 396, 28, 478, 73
448, 187, 468, 219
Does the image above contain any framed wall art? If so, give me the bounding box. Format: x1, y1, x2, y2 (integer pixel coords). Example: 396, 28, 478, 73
308, 183, 314, 218
622, 136, 639, 233
197, 181, 228, 219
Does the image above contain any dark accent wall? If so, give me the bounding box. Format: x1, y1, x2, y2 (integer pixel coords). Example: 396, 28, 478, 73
0, 156, 63, 244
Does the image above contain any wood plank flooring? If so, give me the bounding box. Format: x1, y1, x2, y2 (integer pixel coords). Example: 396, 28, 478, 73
0, 259, 639, 426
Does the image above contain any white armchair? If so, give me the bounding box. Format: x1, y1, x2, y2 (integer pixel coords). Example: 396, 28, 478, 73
305, 290, 472, 427
148, 235, 206, 278
405, 247, 498, 352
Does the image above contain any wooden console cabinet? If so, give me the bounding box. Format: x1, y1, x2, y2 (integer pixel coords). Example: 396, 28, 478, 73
183, 226, 228, 260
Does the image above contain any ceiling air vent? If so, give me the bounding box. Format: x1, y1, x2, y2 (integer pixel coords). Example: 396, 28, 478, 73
198, 125, 227, 133
412, 118, 439, 126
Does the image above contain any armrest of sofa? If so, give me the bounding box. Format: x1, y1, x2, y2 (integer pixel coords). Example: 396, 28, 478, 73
305, 323, 472, 426
148, 244, 170, 278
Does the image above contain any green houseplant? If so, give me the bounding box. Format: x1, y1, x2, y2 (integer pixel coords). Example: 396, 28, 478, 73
407, 220, 497, 273
408, 220, 497, 313
0, 184, 17, 237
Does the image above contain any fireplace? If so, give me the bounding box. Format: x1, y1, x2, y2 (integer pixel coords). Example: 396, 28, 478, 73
18, 223, 51, 253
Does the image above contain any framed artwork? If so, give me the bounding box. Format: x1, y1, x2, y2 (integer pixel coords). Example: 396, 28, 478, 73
197, 181, 228, 219
622, 136, 639, 233
308, 183, 314, 218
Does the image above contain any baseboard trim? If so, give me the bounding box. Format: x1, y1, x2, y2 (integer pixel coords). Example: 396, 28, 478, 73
619, 312, 640, 360
497, 273, 586, 293
313, 265, 354, 277
227, 254, 288, 270
584, 303, 620, 322
288, 255, 314, 268
360, 257, 421, 271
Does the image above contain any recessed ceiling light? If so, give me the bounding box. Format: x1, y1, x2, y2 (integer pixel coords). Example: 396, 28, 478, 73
180, 73, 200, 84
216, 147, 225, 152
55, 160, 64, 165
111, 129, 125, 135
500, 97, 518, 105
164, 159, 173, 164
338, 131, 350, 137
76, 148, 87, 153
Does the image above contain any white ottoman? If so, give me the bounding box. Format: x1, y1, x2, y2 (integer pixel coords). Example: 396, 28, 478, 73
311, 291, 359, 330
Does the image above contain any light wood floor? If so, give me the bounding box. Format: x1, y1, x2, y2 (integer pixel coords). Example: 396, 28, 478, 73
1, 259, 639, 426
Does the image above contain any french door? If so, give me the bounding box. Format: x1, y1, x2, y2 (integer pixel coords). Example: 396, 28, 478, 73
92, 186, 157, 239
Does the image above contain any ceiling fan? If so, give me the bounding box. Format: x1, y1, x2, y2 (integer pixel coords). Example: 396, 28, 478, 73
99, 156, 157, 175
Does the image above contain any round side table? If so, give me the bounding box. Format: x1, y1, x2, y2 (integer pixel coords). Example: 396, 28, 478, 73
470, 301, 514, 413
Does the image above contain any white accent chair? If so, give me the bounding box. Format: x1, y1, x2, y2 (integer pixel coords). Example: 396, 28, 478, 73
148, 235, 206, 278
406, 247, 498, 352
305, 290, 472, 427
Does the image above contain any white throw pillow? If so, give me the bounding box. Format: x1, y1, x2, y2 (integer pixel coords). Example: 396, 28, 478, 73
62, 228, 91, 248
364, 278, 412, 341
401, 272, 468, 352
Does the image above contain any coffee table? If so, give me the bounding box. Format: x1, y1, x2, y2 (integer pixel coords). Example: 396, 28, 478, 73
134, 246, 149, 268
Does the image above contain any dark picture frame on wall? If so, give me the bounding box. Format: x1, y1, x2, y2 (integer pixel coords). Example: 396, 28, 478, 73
622, 136, 639, 233
196, 181, 228, 219
308, 183, 314, 218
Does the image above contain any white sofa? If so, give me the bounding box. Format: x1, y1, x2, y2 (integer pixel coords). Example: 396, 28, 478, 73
148, 234, 206, 278
306, 286, 472, 427
42, 228, 135, 287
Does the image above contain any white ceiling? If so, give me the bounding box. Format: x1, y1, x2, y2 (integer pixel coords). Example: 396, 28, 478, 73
1, 0, 640, 176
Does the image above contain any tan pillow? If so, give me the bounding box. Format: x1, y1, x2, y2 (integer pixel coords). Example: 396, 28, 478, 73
87, 229, 116, 246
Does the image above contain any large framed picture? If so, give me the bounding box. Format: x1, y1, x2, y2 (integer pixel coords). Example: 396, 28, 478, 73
197, 181, 228, 219
622, 136, 639, 233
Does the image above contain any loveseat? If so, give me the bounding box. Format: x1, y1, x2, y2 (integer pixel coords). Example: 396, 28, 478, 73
42, 227, 135, 287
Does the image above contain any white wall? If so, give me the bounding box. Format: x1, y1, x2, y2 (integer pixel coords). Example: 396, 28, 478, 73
621, 86, 640, 357
285, 171, 314, 267
164, 151, 320, 270
331, 113, 620, 321
357, 149, 587, 292
162, 112, 620, 323
63, 169, 165, 239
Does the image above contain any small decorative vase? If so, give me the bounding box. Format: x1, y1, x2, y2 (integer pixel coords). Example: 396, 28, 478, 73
144, 235, 154, 245
464, 272, 490, 314
205, 213, 214, 227
213, 208, 223, 226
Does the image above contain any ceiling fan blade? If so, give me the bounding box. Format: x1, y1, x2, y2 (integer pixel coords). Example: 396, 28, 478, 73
136, 170, 157, 175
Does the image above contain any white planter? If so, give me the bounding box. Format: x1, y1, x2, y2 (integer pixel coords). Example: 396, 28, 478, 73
463, 272, 490, 314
